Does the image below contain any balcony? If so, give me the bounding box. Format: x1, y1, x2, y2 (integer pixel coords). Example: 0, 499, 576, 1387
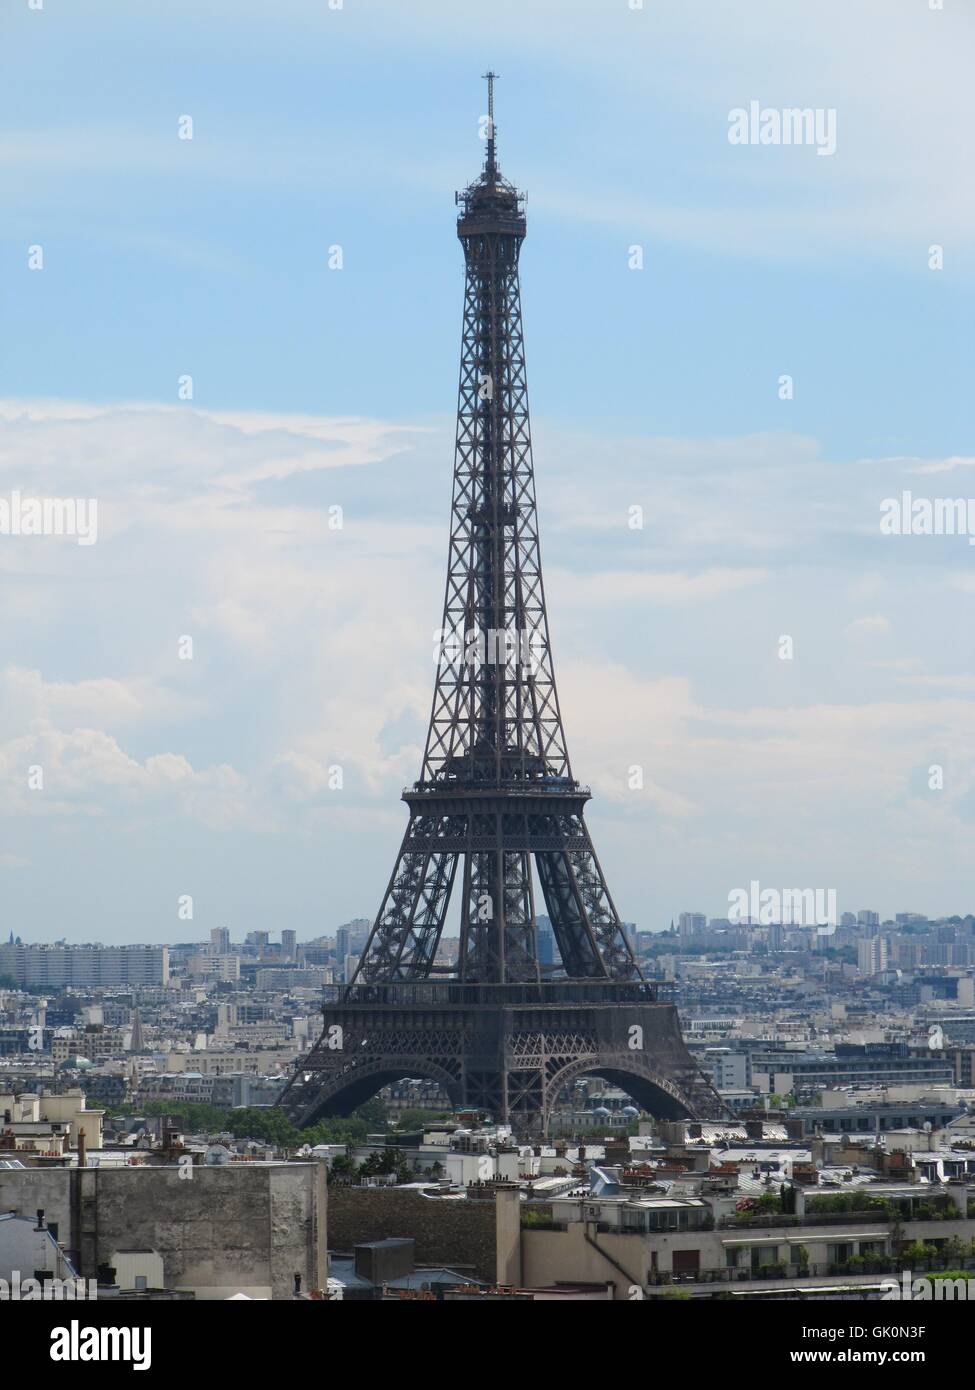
326, 980, 665, 1008
648, 1250, 975, 1289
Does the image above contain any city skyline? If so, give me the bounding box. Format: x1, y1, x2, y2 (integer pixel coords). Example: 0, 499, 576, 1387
8, 899, 974, 951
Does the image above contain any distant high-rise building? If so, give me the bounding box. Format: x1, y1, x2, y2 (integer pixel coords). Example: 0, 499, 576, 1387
281, 929, 297, 961
211, 927, 230, 956
536, 915, 555, 966
335, 926, 350, 963
347, 919, 371, 954
0, 943, 169, 988
858, 910, 880, 929
678, 913, 706, 940
707, 1048, 751, 1091
857, 936, 888, 976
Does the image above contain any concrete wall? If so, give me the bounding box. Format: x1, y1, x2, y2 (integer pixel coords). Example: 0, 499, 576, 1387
0, 1162, 326, 1300
328, 1186, 495, 1281
0, 1165, 74, 1238
495, 1188, 522, 1285
523, 1222, 645, 1296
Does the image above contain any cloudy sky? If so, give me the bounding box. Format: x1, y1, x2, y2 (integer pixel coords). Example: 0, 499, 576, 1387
1, 0, 972, 943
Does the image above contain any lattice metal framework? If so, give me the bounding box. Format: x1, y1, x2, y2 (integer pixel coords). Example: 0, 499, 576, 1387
278, 79, 730, 1138
351, 76, 638, 989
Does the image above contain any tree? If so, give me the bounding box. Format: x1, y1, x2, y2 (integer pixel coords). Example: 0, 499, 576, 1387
357, 1146, 406, 1178
353, 1097, 389, 1130
141, 1100, 232, 1132
902, 1240, 938, 1268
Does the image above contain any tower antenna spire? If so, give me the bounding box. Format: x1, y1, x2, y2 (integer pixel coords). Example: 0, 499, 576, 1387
482, 69, 498, 177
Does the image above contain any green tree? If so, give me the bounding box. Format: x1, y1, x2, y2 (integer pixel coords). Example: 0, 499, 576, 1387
352, 1097, 389, 1130
140, 1100, 232, 1131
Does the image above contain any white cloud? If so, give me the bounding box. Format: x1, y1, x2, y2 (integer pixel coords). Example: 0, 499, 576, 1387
552, 567, 769, 607
0, 667, 198, 730
0, 398, 970, 928
0, 725, 252, 829
844, 615, 892, 641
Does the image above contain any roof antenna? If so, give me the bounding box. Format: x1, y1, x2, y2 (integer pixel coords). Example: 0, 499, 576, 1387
482, 70, 498, 178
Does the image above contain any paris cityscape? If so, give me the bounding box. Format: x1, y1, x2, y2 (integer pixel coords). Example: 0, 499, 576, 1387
1, 0, 970, 1361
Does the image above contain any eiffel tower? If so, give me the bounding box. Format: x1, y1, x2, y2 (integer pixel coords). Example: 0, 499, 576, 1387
280, 76, 725, 1137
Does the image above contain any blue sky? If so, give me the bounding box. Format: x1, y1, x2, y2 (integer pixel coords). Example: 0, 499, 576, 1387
1, 0, 972, 942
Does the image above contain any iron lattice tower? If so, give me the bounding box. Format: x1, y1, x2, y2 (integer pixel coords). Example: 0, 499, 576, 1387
280, 77, 725, 1135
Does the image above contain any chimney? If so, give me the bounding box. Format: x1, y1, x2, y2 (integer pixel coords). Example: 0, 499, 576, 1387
34, 1209, 45, 1231
78, 1126, 87, 1168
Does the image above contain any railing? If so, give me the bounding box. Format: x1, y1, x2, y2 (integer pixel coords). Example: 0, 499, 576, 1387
401, 780, 592, 799
324, 980, 667, 1008
720, 1204, 959, 1229
648, 1254, 975, 1287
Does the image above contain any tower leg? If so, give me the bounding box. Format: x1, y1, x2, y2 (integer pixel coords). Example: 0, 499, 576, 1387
536, 817, 637, 980
353, 818, 458, 981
